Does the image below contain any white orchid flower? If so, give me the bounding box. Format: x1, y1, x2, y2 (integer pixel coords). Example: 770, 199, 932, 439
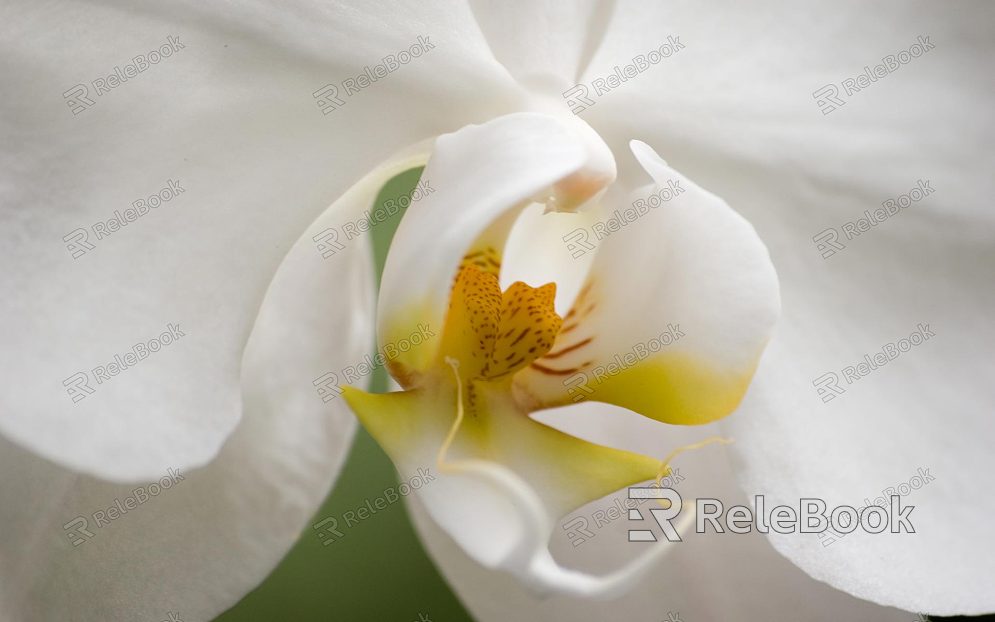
1, 1, 991, 622
343, 109, 781, 595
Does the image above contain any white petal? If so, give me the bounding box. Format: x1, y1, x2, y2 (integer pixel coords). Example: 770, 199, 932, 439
717, 165, 995, 615
409, 401, 915, 621
500, 203, 600, 316
582, 2, 995, 614
0, 0, 518, 480
378, 112, 605, 376
344, 385, 679, 600
583, 1, 993, 224
0, 176, 379, 621
468, 0, 616, 96
515, 141, 780, 425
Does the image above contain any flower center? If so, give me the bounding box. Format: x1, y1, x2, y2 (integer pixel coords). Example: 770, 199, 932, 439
437, 251, 563, 390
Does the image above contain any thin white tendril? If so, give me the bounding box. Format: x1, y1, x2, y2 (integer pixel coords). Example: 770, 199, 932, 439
652, 436, 734, 509
436, 356, 467, 474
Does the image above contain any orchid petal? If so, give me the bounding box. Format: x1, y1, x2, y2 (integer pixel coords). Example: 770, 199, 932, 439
342, 382, 685, 599
719, 164, 995, 615
469, 0, 616, 96
0, 0, 518, 481
408, 401, 917, 621
581, 2, 995, 614
0, 171, 381, 620
514, 141, 780, 425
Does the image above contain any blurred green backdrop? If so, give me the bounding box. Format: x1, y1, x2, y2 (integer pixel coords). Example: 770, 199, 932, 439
216, 169, 473, 622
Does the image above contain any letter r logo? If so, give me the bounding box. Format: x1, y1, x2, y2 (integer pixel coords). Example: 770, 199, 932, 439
312, 516, 344, 545
562, 228, 595, 258
627, 487, 684, 542
63, 228, 95, 259
63, 516, 95, 546
813, 372, 845, 403
63, 84, 94, 116
563, 372, 594, 402
813, 228, 845, 258
312, 83, 345, 115
312, 371, 341, 402
562, 515, 595, 547
813, 84, 846, 115
312, 227, 345, 258
63, 372, 94, 403
562, 83, 594, 114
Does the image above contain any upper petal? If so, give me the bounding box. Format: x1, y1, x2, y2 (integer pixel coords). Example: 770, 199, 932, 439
0, 0, 519, 480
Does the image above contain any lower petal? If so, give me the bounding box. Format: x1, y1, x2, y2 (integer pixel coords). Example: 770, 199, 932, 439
408, 401, 917, 621
342, 379, 688, 598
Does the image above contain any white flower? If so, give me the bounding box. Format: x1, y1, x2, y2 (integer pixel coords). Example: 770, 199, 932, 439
0, 2, 991, 621
343, 110, 780, 599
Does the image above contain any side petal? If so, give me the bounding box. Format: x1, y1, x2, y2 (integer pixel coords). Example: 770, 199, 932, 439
0, 179, 377, 621
716, 161, 995, 616
586, 2, 994, 614
515, 142, 781, 425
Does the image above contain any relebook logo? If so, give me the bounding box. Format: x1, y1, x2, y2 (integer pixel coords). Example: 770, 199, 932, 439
62, 322, 186, 403
626, 488, 915, 543
63, 35, 186, 116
